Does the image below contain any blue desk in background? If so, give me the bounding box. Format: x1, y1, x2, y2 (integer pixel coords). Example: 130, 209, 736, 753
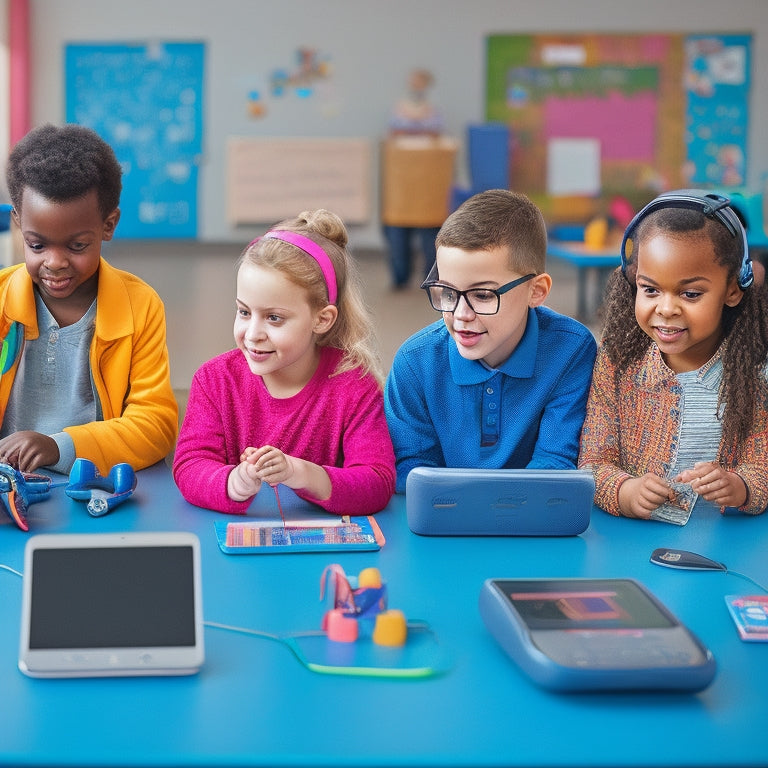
2, 461, 768, 767
0, 204, 13, 269
0, 203, 12, 230
547, 240, 621, 323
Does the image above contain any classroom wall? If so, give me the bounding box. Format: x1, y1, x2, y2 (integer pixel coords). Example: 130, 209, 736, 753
22, 0, 768, 247
0, 9, 9, 201
5, 0, 768, 390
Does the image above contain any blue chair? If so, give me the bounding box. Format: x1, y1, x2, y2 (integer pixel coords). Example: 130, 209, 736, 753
449, 187, 475, 210
450, 123, 511, 211
719, 189, 768, 249
548, 224, 586, 242
468, 123, 510, 191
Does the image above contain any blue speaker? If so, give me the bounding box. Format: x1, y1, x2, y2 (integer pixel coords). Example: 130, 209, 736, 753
620, 189, 753, 290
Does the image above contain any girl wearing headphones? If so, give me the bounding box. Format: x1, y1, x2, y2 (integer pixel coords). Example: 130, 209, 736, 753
579, 190, 768, 523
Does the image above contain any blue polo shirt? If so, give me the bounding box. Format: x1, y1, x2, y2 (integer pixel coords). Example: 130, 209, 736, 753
384, 305, 597, 492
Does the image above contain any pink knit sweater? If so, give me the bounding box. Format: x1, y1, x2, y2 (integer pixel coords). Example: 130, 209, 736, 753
173, 346, 395, 515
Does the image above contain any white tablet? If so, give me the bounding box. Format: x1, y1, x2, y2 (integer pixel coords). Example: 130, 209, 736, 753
19, 531, 205, 678
406, 467, 594, 536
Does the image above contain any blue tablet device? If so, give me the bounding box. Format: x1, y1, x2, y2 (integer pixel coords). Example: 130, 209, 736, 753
479, 578, 716, 692
406, 468, 593, 536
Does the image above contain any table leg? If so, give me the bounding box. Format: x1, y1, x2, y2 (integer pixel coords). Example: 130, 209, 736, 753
577, 268, 588, 322
594, 267, 615, 319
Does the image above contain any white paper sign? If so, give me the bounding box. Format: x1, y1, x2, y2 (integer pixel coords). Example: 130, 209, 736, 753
546, 138, 601, 196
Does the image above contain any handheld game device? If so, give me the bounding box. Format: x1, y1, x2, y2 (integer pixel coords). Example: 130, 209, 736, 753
479, 577, 716, 692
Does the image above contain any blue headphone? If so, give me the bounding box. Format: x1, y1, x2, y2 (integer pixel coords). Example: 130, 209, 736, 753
620, 189, 753, 290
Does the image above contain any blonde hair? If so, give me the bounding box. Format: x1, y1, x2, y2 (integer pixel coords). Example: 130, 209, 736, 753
239, 209, 383, 384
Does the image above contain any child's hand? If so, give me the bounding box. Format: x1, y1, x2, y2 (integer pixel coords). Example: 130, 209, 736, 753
618, 473, 675, 519
240, 444, 331, 501
675, 462, 748, 509
243, 445, 293, 487
227, 454, 262, 502
0, 431, 59, 473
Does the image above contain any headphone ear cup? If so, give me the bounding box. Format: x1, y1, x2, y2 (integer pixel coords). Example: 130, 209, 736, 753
619, 228, 636, 283
620, 203, 659, 282
724, 208, 753, 290
620, 228, 633, 267
738, 259, 754, 290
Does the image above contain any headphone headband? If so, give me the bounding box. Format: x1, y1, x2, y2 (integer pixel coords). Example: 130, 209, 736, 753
620, 188, 753, 290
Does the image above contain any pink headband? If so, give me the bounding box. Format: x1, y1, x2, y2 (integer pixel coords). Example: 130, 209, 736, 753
255, 230, 338, 305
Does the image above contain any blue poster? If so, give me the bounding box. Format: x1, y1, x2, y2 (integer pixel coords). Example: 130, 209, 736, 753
65, 42, 204, 238
685, 34, 750, 187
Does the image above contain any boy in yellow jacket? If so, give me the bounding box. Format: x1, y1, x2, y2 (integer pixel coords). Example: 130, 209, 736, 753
0, 123, 177, 475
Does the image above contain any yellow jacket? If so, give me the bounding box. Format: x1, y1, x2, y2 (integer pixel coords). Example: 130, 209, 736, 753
0, 259, 178, 474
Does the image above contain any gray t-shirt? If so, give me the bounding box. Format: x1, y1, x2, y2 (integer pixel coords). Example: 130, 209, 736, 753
0, 292, 100, 472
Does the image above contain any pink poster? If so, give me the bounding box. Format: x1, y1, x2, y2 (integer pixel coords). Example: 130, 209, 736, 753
544, 91, 657, 162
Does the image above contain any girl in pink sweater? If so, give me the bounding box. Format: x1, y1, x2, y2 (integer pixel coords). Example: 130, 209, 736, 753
173, 210, 395, 515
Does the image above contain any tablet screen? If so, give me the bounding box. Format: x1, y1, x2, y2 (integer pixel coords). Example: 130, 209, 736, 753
495, 578, 675, 631
28, 545, 197, 649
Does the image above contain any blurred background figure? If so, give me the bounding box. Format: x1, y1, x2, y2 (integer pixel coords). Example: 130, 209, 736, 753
384, 69, 445, 289
389, 68, 443, 137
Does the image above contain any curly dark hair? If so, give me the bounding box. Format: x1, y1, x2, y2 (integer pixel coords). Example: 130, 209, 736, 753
600, 206, 768, 452
6, 123, 122, 219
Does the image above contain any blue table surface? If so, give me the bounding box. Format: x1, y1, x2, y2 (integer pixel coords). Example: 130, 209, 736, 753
2, 461, 768, 768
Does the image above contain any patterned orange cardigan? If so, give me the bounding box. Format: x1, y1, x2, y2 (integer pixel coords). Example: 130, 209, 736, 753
578, 344, 768, 516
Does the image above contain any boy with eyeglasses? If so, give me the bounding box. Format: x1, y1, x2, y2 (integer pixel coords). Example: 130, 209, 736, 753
384, 189, 597, 492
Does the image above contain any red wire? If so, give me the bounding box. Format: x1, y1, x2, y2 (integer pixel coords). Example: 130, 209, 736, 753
273, 484, 286, 528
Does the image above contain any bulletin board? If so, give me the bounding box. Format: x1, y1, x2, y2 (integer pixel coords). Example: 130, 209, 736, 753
65, 42, 205, 239
486, 33, 751, 223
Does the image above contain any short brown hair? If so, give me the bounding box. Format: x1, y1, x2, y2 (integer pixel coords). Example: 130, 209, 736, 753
436, 189, 547, 274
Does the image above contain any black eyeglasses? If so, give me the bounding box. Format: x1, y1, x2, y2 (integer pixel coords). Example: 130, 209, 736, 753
420, 266, 536, 315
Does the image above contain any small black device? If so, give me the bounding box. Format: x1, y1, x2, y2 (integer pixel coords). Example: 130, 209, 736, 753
479, 577, 716, 692
650, 548, 727, 572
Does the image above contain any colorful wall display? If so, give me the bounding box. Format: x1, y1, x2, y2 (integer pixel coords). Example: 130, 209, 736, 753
486, 33, 751, 221
685, 34, 750, 187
